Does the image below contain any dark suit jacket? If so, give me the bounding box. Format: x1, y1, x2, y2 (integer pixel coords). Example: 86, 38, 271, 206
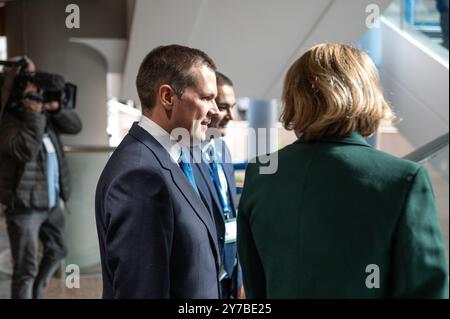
193, 141, 243, 297
95, 123, 220, 298
238, 132, 448, 298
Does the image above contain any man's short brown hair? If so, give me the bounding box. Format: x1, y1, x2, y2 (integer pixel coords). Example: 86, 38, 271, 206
136, 44, 216, 110
281, 43, 394, 141
215, 71, 233, 87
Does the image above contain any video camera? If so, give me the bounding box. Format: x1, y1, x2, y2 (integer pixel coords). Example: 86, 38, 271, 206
0, 58, 77, 120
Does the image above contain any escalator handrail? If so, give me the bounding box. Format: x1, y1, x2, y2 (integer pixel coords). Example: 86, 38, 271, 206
403, 132, 449, 163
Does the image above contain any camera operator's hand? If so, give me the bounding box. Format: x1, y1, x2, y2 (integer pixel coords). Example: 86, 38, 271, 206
22, 82, 44, 112
44, 101, 61, 112
22, 96, 44, 112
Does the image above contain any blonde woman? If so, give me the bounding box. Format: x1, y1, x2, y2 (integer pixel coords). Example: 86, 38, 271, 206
237, 44, 448, 298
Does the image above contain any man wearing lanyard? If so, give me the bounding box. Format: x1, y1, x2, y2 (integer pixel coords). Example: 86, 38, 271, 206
193, 72, 244, 298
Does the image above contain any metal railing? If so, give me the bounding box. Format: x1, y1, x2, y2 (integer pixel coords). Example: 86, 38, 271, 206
403, 132, 449, 162
64, 145, 116, 153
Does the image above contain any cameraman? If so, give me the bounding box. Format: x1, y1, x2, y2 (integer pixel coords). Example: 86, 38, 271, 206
0, 57, 81, 299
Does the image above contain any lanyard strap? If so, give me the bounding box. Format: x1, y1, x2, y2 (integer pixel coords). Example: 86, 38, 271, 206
208, 147, 232, 218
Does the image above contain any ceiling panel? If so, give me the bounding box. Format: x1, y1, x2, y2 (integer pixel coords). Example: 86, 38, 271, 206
121, 0, 391, 103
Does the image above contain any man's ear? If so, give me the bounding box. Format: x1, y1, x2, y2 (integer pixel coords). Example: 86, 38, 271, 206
159, 85, 175, 111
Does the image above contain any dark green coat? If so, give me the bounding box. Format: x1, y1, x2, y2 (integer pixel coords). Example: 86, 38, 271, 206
237, 132, 448, 298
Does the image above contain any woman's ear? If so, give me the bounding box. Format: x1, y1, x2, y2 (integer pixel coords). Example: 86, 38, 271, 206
159, 85, 175, 111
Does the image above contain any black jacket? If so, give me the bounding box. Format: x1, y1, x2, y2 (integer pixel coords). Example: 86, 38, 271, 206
0, 107, 82, 210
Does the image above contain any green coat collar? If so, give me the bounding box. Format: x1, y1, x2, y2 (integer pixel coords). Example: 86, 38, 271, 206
295, 132, 373, 148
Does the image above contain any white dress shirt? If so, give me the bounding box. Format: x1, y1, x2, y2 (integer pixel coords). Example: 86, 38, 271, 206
138, 116, 181, 163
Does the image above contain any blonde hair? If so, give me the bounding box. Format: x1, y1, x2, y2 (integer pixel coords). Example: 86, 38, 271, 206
281, 43, 394, 141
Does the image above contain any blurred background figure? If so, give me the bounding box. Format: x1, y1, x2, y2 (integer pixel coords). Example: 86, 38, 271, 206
237, 44, 448, 298
0, 56, 81, 298
436, 0, 449, 48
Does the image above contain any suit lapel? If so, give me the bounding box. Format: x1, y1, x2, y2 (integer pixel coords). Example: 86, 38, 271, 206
129, 123, 220, 265
196, 160, 226, 223
192, 164, 213, 214
166, 159, 219, 234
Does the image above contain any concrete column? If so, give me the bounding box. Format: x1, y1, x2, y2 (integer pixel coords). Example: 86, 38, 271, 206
247, 99, 278, 159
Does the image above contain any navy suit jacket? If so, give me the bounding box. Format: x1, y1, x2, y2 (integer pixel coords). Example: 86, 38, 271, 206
192, 141, 242, 297
95, 123, 220, 298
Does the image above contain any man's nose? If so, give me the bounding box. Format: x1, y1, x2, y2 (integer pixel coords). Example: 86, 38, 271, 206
227, 108, 234, 121
210, 100, 219, 115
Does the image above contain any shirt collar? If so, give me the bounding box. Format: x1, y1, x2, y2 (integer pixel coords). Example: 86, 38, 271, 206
138, 116, 181, 163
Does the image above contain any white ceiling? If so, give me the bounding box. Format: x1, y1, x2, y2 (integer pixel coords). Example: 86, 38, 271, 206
121, 0, 391, 103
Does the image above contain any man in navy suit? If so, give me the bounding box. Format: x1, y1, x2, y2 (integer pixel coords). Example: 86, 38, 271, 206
193, 72, 244, 299
95, 45, 221, 298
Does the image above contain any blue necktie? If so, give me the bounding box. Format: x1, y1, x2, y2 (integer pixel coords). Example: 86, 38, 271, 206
179, 149, 199, 194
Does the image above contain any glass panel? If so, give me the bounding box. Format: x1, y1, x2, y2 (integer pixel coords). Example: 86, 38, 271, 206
64, 151, 112, 272
383, 0, 449, 59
